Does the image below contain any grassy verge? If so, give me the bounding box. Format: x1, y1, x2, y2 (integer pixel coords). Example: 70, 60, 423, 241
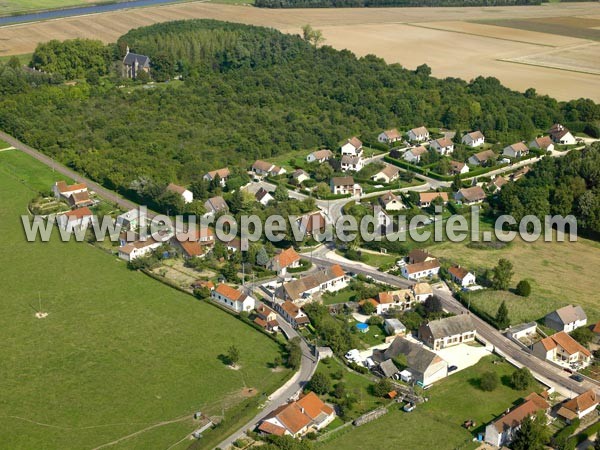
320, 356, 542, 450
0, 149, 288, 449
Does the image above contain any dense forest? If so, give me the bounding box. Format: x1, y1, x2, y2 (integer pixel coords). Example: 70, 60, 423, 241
255, 0, 540, 8
0, 20, 598, 206
495, 143, 600, 234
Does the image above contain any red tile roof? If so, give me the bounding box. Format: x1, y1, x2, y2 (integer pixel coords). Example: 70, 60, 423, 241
64, 206, 93, 219
493, 393, 549, 433
273, 248, 301, 269
215, 284, 246, 303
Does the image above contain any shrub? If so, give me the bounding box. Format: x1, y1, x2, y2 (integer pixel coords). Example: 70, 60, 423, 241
480, 371, 499, 391
516, 279, 531, 297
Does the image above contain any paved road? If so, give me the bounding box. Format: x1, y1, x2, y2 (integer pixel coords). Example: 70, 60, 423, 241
0, 130, 146, 215
215, 313, 318, 449
302, 248, 596, 397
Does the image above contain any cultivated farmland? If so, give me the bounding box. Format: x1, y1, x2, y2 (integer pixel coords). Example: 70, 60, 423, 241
0, 2, 599, 100
0, 149, 289, 449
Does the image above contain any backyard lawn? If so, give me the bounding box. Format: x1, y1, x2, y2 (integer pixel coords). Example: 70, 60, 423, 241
319, 356, 542, 450
429, 235, 600, 324
0, 151, 288, 449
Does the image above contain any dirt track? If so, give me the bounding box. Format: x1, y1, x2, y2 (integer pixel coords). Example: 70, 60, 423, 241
0, 1, 599, 100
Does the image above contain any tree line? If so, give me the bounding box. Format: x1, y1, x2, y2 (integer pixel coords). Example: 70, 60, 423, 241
0, 20, 597, 211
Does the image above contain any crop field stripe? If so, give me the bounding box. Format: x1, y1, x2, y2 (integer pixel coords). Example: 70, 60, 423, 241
497, 58, 600, 76
407, 22, 557, 47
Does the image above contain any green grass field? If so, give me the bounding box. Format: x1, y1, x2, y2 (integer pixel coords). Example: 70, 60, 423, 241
429, 234, 600, 325
0, 150, 288, 449
319, 356, 541, 450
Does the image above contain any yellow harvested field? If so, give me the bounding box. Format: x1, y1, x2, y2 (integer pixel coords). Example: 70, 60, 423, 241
414, 20, 584, 47
0, 1, 598, 100
503, 42, 600, 75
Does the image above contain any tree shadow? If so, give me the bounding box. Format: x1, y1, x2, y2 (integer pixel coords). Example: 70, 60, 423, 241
467, 377, 482, 390
501, 374, 513, 388
218, 353, 232, 366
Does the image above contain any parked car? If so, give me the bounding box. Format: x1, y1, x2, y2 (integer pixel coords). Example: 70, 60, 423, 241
403, 402, 416, 412
570, 374, 584, 382
448, 365, 458, 373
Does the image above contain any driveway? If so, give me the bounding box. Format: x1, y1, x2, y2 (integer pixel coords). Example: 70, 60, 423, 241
435, 343, 492, 373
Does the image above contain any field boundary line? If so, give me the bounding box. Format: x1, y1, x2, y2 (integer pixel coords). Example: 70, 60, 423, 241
405, 22, 557, 47
497, 57, 600, 76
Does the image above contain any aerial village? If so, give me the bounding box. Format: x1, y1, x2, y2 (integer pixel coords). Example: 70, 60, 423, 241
43, 122, 600, 448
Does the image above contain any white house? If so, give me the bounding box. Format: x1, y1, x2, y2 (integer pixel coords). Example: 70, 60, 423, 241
276, 300, 310, 328
266, 247, 302, 277
116, 208, 144, 231
418, 192, 448, 208
401, 259, 441, 280
379, 191, 405, 211
532, 331, 591, 369
53, 180, 88, 200
330, 177, 362, 196
307, 149, 333, 163
258, 392, 335, 438
279, 265, 348, 301
544, 305, 587, 332
378, 128, 402, 144
549, 123, 576, 145
57, 207, 94, 233
340, 155, 364, 172
203, 167, 230, 187
255, 187, 274, 206
403, 146, 428, 163
557, 390, 598, 424
371, 165, 400, 183
413, 282, 433, 302
211, 283, 255, 313
530, 136, 554, 152
454, 186, 486, 205
251, 160, 286, 177
291, 169, 310, 184
418, 315, 476, 350
341, 137, 363, 156
447, 265, 476, 287
407, 126, 429, 142
450, 161, 469, 175
118, 237, 163, 262
430, 137, 454, 155
503, 142, 530, 159
484, 393, 549, 448
166, 183, 193, 204
462, 131, 485, 147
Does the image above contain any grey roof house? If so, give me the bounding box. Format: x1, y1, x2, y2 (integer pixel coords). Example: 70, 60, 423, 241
373, 337, 448, 386
418, 314, 476, 350
544, 305, 587, 333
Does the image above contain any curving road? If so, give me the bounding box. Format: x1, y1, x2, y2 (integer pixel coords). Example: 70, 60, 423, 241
214, 313, 318, 449
303, 246, 597, 397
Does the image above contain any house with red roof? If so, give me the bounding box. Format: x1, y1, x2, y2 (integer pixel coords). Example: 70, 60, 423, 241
253, 302, 279, 332
258, 392, 335, 438
532, 331, 592, 369
447, 265, 476, 287
267, 247, 302, 277
53, 180, 88, 201
57, 206, 94, 233
557, 390, 598, 423
484, 392, 549, 447
211, 283, 255, 313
